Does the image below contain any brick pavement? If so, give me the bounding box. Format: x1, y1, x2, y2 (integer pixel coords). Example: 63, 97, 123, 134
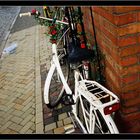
0, 6, 43, 134
0, 6, 82, 134
39, 27, 82, 134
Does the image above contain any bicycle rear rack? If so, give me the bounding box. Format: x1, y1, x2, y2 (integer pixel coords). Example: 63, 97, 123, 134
77, 80, 120, 110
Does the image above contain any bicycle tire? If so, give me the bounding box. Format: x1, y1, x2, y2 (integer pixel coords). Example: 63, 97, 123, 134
46, 53, 69, 108
77, 96, 117, 134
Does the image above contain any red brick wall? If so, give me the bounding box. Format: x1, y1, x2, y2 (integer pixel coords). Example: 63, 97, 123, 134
82, 6, 140, 133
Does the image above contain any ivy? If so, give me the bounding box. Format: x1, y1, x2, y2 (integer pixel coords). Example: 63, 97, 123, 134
32, 9, 65, 43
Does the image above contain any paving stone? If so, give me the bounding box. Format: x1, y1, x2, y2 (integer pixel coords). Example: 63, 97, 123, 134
0, 121, 13, 132
36, 122, 44, 134
45, 123, 57, 132
22, 102, 33, 112
57, 120, 63, 127
8, 122, 22, 132
36, 102, 43, 114
2, 114, 13, 125
20, 114, 33, 126
61, 105, 72, 113
26, 129, 33, 134
45, 130, 54, 134
58, 112, 68, 121
1, 128, 12, 134
30, 123, 35, 131
13, 104, 24, 110
63, 117, 72, 125
13, 98, 24, 104
22, 96, 33, 106
21, 108, 33, 119
52, 109, 62, 116
11, 116, 23, 124
36, 113, 43, 124
19, 122, 33, 134
54, 127, 65, 134
12, 110, 24, 117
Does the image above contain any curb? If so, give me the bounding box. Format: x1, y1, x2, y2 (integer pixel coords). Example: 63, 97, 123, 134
35, 25, 44, 134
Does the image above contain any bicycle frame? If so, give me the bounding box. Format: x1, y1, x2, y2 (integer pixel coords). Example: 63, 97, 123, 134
43, 41, 119, 133
40, 11, 119, 134
70, 69, 119, 134
44, 43, 72, 104
20, 8, 120, 134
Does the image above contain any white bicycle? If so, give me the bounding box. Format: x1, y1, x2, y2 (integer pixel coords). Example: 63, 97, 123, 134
20, 6, 120, 134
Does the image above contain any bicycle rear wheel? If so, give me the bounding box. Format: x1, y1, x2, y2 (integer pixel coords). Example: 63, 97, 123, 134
47, 50, 69, 108
77, 96, 113, 134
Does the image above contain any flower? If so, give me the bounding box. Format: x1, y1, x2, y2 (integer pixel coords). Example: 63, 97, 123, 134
50, 39, 57, 43
81, 43, 86, 48
51, 30, 57, 35
31, 9, 36, 14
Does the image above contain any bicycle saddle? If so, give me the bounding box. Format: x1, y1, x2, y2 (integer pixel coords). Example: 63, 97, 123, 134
68, 41, 95, 63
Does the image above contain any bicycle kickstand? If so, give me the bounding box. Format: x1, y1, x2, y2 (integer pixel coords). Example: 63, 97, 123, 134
61, 94, 75, 105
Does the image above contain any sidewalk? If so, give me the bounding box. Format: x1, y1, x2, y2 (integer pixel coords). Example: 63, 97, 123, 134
0, 6, 82, 134
0, 7, 44, 133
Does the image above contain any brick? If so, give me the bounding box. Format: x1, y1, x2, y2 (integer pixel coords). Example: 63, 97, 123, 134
21, 108, 33, 119
101, 6, 115, 13
121, 55, 138, 67
122, 65, 140, 76
121, 105, 140, 115
102, 16, 118, 37
36, 113, 43, 124
113, 7, 140, 14
123, 97, 140, 107
9, 122, 22, 132
26, 129, 33, 134
118, 23, 140, 36
22, 102, 33, 112
93, 7, 114, 24
0, 121, 13, 132
44, 116, 56, 125
120, 45, 140, 57
20, 114, 33, 126
14, 104, 24, 110
2, 128, 13, 134
45, 123, 56, 132
122, 90, 140, 100
57, 120, 63, 127
58, 113, 67, 120
105, 69, 122, 95
118, 35, 137, 47
137, 12, 140, 22
54, 127, 65, 134
105, 66, 120, 89
63, 117, 72, 125
121, 73, 138, 85
93, 7, 137, 26
114, 13, 137, 26
138, 34, 140, 43
45, 130, 54, 134
36, 122, 43, 134
20, 122, 33, 134
13, 98, 24, 104
100, 24, 118, 46
123, 111, 140, 123
11, 116, 23, 124
123, 81, 140, 93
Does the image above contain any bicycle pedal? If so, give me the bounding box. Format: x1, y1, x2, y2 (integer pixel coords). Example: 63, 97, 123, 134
61, 94, 75, 105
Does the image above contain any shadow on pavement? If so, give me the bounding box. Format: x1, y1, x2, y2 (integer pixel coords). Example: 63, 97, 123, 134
11, 6, 43, 34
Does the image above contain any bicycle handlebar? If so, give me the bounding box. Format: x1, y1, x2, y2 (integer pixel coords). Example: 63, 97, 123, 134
19, 12, 69, 25
19, 12, 32, 17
